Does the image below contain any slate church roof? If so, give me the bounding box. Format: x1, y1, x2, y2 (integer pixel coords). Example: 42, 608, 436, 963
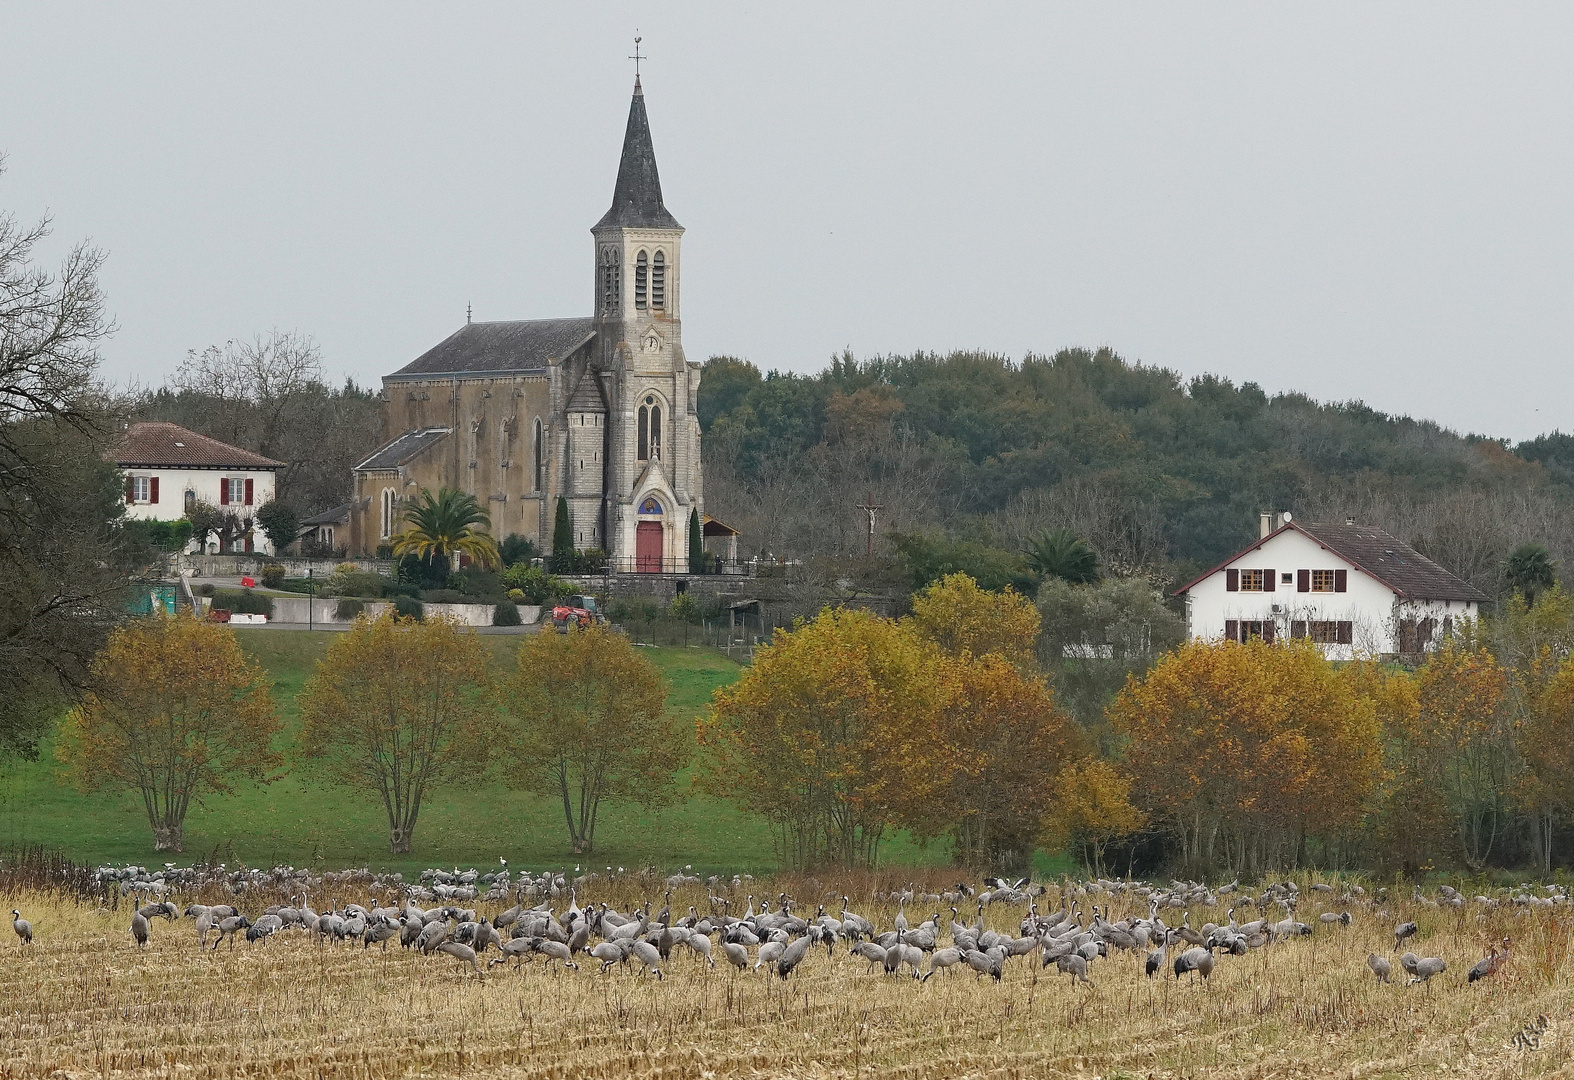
594, 77, 682, 231
354, 426, 452, 471
387, 319, 596, 379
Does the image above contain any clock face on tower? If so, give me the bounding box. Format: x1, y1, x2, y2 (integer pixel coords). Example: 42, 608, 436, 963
646, 334, 659, 351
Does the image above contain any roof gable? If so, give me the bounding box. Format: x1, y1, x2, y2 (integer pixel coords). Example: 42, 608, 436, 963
114, 422, 284, 470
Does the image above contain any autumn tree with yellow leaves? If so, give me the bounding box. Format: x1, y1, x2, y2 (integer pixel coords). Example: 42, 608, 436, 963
906, 572, 1040, 668
57, 615, 280, 852
1044, 759, 1146, 878
297, 612, 491, 853
495, 625, 682, 855
1109, 638, 1380, 875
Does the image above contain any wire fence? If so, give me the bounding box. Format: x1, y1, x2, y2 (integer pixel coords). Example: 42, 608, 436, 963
613, 613, 779, 661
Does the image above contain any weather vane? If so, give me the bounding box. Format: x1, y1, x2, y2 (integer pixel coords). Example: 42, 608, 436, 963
629, 34, 644, 78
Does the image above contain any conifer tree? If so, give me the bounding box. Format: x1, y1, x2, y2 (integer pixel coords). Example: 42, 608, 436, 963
551, 496, 573, 568
688, 508, 704, 573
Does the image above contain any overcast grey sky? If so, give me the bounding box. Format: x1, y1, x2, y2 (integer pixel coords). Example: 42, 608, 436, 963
3, 3, 1571, 440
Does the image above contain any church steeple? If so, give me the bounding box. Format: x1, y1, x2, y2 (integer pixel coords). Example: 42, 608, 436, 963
595, 78, 681, 230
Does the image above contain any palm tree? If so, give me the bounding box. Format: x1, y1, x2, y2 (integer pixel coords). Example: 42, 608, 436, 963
392, 488, 501, 571
1024, 528, 1100, 585
1504, 542, 1558, 606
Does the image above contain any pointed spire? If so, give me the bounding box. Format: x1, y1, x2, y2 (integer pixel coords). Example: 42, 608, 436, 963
595, 79, 681, 231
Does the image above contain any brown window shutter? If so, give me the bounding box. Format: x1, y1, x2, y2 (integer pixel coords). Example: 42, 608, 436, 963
220, 480, 230, 506
149, 477, 159, 504
1226, 569, 1239, 592
1225, 619, 1238, 641
1297, 569, 1310, 592
1263, 569, 1276, 593
1291, 620, 1307, 639
1334, 568, 1347, 592
125, 476, 135, 504
1338, 620, 1353, 645
1262, 621, 1275, 644
244, 478, 254, 505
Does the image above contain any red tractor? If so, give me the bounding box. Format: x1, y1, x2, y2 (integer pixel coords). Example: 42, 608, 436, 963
551, 594, 606, 631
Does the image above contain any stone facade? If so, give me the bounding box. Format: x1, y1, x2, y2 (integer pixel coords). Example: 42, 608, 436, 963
347, 77, 702, 568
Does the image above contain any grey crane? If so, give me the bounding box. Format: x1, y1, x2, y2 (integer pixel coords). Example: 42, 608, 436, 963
1172, 946, 1215, 984
1400, 952, 1446, 984
131, 912, 149, 949
1469, 937, 1510, 983
923, 947, 963, 981
1366, 953, 1391, 983
1055, 952, 1092, 985
248, 914, 284, 944
776, 935, 812, 980
964, 948, 1002, 982
435, 940, 482, 976
590, 940, 626, 973
211, 915, 251, 950
533, 938, 579, 970
721, 940, 749, 972
1393, 921, 1418, 949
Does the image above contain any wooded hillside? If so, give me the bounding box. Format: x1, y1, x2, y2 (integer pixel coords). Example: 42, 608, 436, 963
700, 348, 1570, 596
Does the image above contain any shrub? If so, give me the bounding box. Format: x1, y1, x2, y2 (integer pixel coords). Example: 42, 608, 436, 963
381, 580, 420, 600
452, 567, 504, 599
259, 563, 287, 589
550, 548, 606, 575
507, 588, 525, 603
327, 566, 387, 599
502, 563, 573, 606
198, 583, 216, 598
277, 577, 315, 593
669, 592, 699, 623
392, 596, 423, 621
421, 589, 468, 605
500, 534, 538, 567
397, 553, 448, 590
212, 589, 273, 617
493, 602, 522, 627
375, 542, 394, 560
336, 597, 365, 621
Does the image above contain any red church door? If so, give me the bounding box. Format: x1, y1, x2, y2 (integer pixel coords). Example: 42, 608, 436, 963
636, 521, 663, 572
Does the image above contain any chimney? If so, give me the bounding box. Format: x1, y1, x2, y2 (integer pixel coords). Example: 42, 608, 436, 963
1345, 516, 1356, 526
1260, 512, 1272, 539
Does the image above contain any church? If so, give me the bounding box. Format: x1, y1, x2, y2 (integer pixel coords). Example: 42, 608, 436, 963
347, 75, 703, 571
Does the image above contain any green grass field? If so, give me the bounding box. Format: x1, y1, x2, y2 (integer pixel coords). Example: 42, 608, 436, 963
0, 629, 976, 876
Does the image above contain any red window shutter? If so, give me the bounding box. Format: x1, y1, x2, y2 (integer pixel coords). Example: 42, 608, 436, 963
125, 476, 135, 504
1226, 569, 1239, 592
1297, 569, 1310, 592
220, 480, 230, 506
1334, 569, 1348, 593
1338, 620, 1353, 645
1291, 620, 1307, 639
1225, 619, 1238, 641
1262, 621, 1276, 644
149, 477, 159, 504
1263, 569, 1276, 593
244, 478, 254, 505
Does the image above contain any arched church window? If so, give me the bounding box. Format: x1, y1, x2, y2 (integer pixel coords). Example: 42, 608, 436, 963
652, 251, 665, 310
380, 488, 397, 539
635, 250, 648, 309
650, 400, 662, 461
532, 418, 543, 492
600, 248, 620, 314
638, 404, 649, 461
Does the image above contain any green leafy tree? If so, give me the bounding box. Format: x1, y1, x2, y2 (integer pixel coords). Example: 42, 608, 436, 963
255, 499, 299, 554
688, 508, 704, 573
1505, 543, 1558, 606
496, 626, 682, 854
891, 532, 1037, 594
499, 534, 538, 567
1025, 528, 1100, 585
392, 487, 500, 571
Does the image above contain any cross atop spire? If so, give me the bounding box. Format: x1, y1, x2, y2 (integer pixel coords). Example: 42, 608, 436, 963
629, 34, 644, 81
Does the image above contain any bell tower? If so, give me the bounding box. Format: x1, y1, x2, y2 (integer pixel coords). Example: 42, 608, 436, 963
592, 73, 702, 570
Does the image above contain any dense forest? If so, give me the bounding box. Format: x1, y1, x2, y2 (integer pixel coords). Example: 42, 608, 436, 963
699, 348, 1572, 598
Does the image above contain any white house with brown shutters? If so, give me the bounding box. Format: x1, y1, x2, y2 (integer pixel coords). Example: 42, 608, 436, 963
114, 422, 285, 555
1174, 513, 1487, 660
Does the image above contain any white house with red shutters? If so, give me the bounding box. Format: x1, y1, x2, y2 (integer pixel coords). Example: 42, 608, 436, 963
1174, 512, 1487, 660
114, 422, 285, 555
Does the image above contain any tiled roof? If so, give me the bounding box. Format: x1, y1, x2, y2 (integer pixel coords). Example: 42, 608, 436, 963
354, 427, 451, 472
388, 319, 595, 379
1174, 521, 1488, 602
566, 371, 607, 413
114, 422, 284, 469
301, 502, 351, 526
1294, 522, 1488, 602
594, 78, 682, 231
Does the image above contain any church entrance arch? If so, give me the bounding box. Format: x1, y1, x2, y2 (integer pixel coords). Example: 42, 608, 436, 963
636, 496, 664, 573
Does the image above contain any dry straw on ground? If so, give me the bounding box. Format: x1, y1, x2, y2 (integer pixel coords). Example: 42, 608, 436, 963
0, 875, 1567, 1079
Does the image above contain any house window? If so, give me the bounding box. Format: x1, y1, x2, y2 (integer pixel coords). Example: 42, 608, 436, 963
635, 250, 648, 309
184, 489, 196, 511
1294, 620, 1353, 645
1309, 621, 1341, 644
225, 477, 246, 505
652, 251, 665, 309
131, 476, 151, 503
1225, 620, 1273, 643
1311, 570, 1337, 592
1238, 569, 1265, 592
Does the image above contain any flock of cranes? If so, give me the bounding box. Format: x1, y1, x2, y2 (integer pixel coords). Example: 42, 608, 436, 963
11, 868, 1548, 993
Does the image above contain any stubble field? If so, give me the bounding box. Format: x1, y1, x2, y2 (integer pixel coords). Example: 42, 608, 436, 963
0, 876, 1568, 1080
